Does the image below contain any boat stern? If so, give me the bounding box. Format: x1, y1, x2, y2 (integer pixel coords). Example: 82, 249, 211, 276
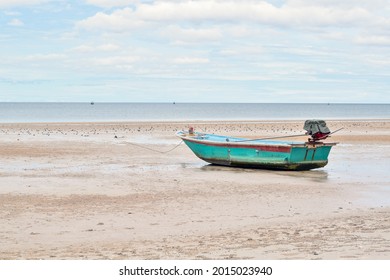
285, 142, 337, 170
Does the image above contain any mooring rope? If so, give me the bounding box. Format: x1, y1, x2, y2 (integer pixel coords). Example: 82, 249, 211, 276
124, 140, 184, 154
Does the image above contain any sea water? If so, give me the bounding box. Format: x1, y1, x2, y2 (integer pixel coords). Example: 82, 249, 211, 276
0, 102, 389, 123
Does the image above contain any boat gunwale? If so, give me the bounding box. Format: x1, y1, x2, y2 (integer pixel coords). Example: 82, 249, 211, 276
176, 131, 337, 149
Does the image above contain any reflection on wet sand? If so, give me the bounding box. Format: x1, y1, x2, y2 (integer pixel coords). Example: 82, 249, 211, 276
200, 164, 329, 183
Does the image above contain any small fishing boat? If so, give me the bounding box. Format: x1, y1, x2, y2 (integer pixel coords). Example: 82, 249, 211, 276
176, 120, 338, 171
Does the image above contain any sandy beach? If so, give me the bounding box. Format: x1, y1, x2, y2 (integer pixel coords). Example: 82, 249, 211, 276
0, 120, 389, 259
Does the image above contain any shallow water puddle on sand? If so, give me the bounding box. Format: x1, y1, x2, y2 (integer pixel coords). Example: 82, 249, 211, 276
0, 161, 54, 173
356, 185, 390, 208
0, 159, 204, 176
327, 143, 390, 185
126, 162, 204, 174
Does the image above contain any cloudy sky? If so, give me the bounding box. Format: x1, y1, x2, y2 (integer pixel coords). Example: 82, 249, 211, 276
0, 0, 389, 103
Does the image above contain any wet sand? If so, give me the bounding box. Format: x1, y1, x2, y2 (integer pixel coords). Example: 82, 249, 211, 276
0, 120, 389, 259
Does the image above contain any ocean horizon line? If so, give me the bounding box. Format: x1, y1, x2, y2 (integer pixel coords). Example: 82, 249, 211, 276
1, 103, 389, 123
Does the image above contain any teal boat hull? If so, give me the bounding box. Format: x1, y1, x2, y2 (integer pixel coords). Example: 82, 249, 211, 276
177, 131, 336, 171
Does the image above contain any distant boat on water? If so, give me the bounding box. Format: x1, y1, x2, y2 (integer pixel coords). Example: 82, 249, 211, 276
176, 120, 337, 171
90, 101, 94, 105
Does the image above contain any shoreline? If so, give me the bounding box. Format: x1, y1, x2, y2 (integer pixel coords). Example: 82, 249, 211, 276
1, 120, 389, 259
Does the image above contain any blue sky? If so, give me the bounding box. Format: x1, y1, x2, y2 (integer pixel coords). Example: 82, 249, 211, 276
0, 0, 389, 103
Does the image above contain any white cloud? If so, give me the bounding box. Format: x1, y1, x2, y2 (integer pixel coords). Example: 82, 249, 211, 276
23, 53, 67, 61
361, 55, 390, 66
77, 8, 146, 31
286, 0, 389, 10
356, 35, 390, 47
2, 1, 389, 103
77, 0, 384, 33
71, 45, 95, 52
218, 49, 238, 56
85, 0, 140, 8
71, 44, 120, 52
7, 18, 24, 26
162, 26, 222, 44
0, 0, 49, 8
3, 11, 21, 16
97, 44, 120, 51
173, 57, 209, 64
93, 55, 138, 66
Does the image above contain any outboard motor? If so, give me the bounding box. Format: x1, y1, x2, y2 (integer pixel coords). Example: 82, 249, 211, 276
304, 120, 331, 142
